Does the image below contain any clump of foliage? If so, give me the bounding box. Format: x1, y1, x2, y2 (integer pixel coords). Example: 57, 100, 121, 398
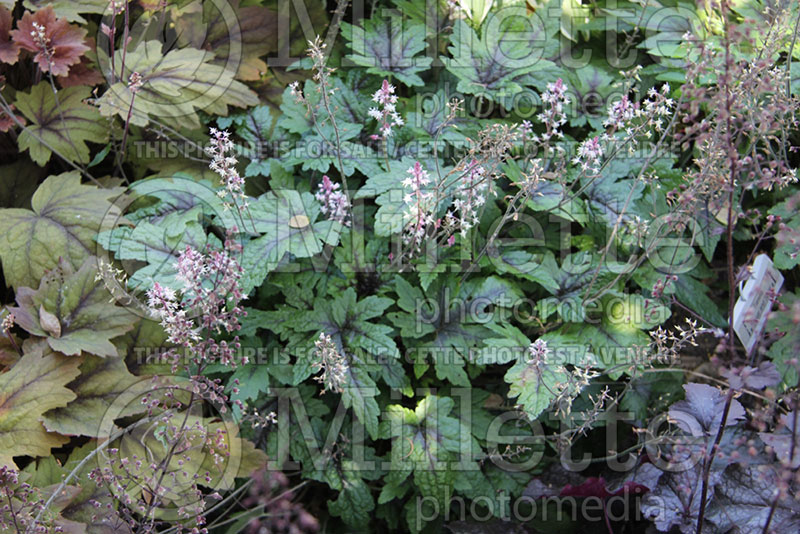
0, 0, 799, 533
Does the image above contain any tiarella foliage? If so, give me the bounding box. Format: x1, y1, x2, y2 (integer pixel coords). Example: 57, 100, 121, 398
0, 0, 799, 533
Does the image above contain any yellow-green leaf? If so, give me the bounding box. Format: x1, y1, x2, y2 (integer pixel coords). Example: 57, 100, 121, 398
15, 83, 108, 166
42, 354, 142, 437
0, 171, 124, 289
97, 40, 258, 130
0, 342, 81, 465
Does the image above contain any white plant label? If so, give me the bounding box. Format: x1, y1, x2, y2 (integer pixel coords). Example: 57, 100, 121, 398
733, 254, 784, 355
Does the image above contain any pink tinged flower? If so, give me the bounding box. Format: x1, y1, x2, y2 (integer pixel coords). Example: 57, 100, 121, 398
401, 161, 436, 252
206, 128, 247, 210
10, 6, 89, 76
369, 79, 403, 139
527, 339, 550, 366
537, 78, 570, 140
573, 136, 604, 172
372, 79, 397, 106
315, 175, 351, 226
604, 95, 636, 129
453, 159, 489, 236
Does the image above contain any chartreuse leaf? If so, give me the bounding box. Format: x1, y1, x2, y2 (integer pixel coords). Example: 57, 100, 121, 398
458, 0, 493, 26
41, 354, 142, 437
14, 83, 108, 166
380, 395, 475, 531
343, 16, 433, 87
11, 256, 137, 357
0, 172, 124, 289
97, 40, 258, 129
505, 346, 573, 420
0, 342, 82, 467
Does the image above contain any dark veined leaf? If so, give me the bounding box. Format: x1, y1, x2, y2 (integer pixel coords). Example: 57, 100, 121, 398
343, 16, 433, 87
301, 288, 401, 387
444, 10, 559, 100
668, 383, 746, 438
120, 174, 238, 229
283, 138, 381, 178
558, 61, 617, 128
97, 219, 219, 290
14, 82, 108, 165
706, 464, 800, 533
11, 256, 137, 357
174, 0, 278, 81
720, 362, 781, 391
327, 461, 376, 525
759, 410, 800, 469
41, 354, 142, 437
640, 462, 723, 534
409, 276, 522, 387
239, 190, 343, 293
109, 411, 267, 512
0, 341, 81, 467
0, 172, 123, 289
97, 40, 258, 130
23, 441, 132, 533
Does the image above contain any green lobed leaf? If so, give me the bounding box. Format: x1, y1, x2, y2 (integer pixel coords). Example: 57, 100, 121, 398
97, 40, 258, 130
0, 172, 124, 289
0, 342, 82, 466
11, 256, 137, 357
15, 83, 108, 166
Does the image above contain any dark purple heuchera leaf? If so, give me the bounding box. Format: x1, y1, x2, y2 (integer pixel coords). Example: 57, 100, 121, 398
721, 362, 781, 390
669, 383, 746, 437
707, 464, 800, 534
759, 410, 800, 468
641, 463, 723, 534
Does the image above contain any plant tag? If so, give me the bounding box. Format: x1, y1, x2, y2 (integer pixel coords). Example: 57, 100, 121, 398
733, 254, 784, 355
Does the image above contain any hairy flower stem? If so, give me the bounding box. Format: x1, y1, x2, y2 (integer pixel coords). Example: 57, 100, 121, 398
697, 5, 738, 531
